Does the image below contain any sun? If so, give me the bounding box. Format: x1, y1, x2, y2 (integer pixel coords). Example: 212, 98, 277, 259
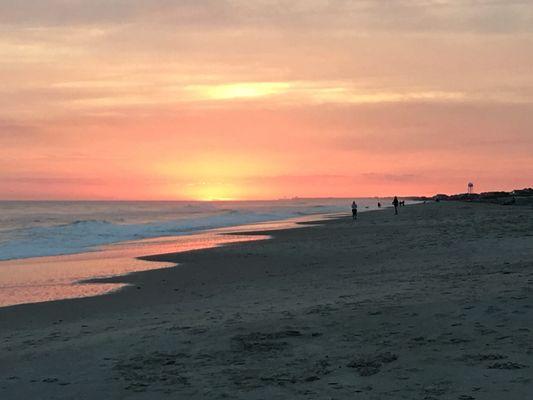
188, 183, 241, 201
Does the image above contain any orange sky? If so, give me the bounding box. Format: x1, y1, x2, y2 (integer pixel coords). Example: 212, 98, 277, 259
1, 1, 532, 200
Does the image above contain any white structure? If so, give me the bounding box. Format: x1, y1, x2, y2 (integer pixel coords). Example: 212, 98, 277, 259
468, 182, 474, 194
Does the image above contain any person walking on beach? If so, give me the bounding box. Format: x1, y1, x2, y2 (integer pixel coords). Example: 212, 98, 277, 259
351, 201, 358, 220
392, 196, 399, 215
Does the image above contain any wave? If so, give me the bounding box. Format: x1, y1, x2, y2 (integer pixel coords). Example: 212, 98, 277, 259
0, 205, 349, 261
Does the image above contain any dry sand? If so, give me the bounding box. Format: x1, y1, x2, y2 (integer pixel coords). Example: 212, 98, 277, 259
1, 202, 532, 399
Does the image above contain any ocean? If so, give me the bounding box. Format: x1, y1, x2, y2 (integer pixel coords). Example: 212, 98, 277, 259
0, 198, 386, 261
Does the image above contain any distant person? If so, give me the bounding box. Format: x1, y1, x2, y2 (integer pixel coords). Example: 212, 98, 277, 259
351, 201, 358, 220
378, 202, 381, 208
392, 196, 399, 215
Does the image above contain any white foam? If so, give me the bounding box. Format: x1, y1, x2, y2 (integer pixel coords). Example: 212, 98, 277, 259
0, 198, 389, 260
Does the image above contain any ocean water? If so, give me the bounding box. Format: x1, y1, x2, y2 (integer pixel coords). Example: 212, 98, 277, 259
0, 198, 385, 261
0, 230, 271, 307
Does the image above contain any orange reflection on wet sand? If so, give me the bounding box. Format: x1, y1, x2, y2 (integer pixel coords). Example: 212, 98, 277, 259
0, 232, 269, 307
0, 214, 327, 307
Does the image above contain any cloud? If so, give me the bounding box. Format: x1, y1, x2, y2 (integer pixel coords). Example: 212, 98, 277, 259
296, 101, 533, 158
0, 0, 232, 27
0, 1, 532, 200
361, 173, 420, 183
0, 121, 38, 136
1, 0, 532, 34
0, 176, 105, 185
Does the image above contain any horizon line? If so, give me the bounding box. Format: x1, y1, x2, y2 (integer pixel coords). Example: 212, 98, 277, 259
0, 195, 413, 202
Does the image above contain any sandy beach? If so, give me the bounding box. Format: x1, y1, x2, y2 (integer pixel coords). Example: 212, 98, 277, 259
1, 202, 532, 399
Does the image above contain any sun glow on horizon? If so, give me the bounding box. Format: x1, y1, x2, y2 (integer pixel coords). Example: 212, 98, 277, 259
183, 182, 243, 201
1, 1, 532, 200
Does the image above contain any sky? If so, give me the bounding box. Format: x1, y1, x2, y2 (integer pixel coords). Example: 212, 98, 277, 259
1, 0, 532, 200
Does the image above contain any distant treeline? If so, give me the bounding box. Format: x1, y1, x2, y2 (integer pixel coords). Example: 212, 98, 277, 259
409, 188, 533, 206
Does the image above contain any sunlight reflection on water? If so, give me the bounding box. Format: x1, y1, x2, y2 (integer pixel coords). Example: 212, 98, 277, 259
0, 213, 329, 307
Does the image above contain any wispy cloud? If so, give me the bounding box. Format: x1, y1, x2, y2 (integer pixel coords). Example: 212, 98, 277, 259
1, 1, 532, 34
1, 1, 532, 199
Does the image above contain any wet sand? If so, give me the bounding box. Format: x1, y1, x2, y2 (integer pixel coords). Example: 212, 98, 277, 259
1, 202, 532, 399
0, 231, 270, 307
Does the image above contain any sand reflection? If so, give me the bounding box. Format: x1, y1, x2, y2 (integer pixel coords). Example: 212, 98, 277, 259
0, 213, 328, 307
0, 232, 268, 307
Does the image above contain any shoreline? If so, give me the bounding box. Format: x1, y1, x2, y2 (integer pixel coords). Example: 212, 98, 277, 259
0, 210, 350, 313
0, 211, 350, 308
1, 202, 532, 399
0, 198, 388, 262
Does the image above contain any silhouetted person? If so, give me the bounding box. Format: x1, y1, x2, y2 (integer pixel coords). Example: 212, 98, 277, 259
351, 201, 358, 220
392, 196, 399, 215
378, 202, 381, 208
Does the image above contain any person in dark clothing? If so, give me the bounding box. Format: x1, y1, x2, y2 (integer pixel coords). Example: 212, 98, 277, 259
351, 201, 358, 220
392, 196, 399, 215
378, 202, 381, 208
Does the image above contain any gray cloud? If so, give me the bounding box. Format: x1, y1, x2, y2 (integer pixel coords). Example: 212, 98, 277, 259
0, 122, 44, 146
0, 0, 235, 28
361, 173, 419, 182
0, 121, 38, 136
1, 0, 532, 34
0, 176, 105, 185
